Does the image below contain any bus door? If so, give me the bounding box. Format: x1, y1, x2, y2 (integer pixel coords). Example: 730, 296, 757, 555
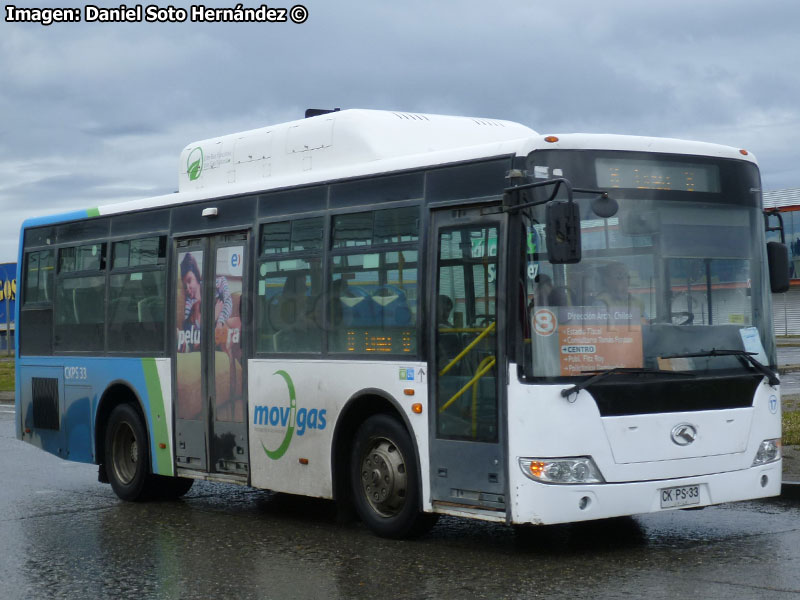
173, 233, 249, 477
429, 208, 507, 512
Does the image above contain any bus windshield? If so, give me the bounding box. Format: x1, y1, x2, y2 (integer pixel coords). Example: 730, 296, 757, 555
522, 149, 774, 378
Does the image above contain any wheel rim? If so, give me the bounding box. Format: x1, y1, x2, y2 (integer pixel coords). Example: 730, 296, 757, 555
111, 421, 139, 486
359, 436, 408, 518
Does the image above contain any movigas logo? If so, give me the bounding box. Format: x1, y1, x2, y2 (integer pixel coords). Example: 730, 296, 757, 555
186, 147, 203, 181
253, 370, 327, 460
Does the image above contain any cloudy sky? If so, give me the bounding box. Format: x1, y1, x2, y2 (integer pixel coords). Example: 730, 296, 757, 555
1, 0, 799, 263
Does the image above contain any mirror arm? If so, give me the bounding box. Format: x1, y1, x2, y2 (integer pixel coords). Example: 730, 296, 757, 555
763, 209, 786, 244
503, 177, 571, 212
574, 188, 610, 198
502, 178, 608, 213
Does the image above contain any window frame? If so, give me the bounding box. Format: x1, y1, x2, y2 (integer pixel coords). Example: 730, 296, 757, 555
106, 234, 169, 355
255, 213, 327, 356
328, 203, 422, 358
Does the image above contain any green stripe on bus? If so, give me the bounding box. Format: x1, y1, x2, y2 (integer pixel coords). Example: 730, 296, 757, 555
87, 207, 100, 217
142, 358, 173, 476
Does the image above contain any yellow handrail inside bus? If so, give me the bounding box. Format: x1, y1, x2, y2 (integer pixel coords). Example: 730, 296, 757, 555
438, 321, 496, 377
438, 327, 491, 334
471, 355, 496, 438
439, 355, 496, 414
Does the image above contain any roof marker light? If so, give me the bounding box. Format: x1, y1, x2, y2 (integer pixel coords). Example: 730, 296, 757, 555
544, 136, 559, 143
739, 149, 749, 156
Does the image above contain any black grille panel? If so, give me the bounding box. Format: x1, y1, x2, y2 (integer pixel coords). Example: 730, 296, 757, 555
589, 373, 760, 417
32, 377, 59, 430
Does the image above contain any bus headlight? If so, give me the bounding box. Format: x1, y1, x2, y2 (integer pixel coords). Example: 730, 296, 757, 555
518, 457, 604, 484
752, 439, 781, 466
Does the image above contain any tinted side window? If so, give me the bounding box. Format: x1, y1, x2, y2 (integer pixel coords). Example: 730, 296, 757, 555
113, 237, 166, 269
426, 159, 510, 203
257, 218, 324, 353
24, 250, 55, 305
60, 243, 106, 273
20, 249, 55, 356
330, 172, 424, 208
260, 217, 324, 255
55, 275, 105, 351
332, 206, 418, 248
329, 206, 420, 355
108, 237, 167, 353
55, 243, 107, 351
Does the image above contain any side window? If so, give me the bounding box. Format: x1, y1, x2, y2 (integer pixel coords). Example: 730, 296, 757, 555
256, 217, 324, 353
55, 243, 107, 351
20, 249, 56, 356
435, 225, 499, 441
330, 206, 419, 354
108, 237, 167, 353
23, 249, 55, 305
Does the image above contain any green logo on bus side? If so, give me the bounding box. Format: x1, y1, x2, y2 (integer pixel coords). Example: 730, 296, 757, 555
256, 370, 327, 460
187, 147, 203, 181
260, 370, 296, 460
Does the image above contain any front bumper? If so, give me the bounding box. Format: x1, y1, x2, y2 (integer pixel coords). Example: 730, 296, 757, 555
510, 461, 781, 525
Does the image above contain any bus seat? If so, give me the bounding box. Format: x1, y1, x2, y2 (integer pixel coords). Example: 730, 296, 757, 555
339, 286, 378, 326
371, 285, 411, 326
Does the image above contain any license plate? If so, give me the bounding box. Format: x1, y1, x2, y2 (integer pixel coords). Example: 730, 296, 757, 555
660, 485, 701, 509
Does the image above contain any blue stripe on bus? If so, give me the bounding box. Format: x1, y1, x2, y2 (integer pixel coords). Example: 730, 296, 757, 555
16, 356, 171, 475
16, 207, 100, 426
21, 209, 98, 230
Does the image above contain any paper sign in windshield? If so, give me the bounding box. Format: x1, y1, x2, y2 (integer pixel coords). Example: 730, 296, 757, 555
535, 306, 643, 375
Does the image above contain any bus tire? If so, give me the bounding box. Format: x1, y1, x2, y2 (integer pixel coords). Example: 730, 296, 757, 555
350, 414, 435, 538
105, 403, 153, 501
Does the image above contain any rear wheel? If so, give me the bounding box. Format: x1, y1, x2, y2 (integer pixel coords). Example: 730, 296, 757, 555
350, 414, 437, 538
105, 403, 154, 501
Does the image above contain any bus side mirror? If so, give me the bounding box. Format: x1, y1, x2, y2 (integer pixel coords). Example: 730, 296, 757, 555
546, 200, 581, 264
767, 241, 790, 293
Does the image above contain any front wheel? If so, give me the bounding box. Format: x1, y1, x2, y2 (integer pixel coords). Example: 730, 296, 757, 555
350, 414, 437, 538
105, 403, 154, 501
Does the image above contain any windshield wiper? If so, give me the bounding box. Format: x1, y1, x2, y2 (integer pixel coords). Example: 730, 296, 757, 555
560, 367, 694, 400
660, 349, 779, 387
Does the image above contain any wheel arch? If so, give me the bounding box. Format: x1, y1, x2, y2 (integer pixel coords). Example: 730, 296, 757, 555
330, 388, 423, 510
95, 379, 150, 470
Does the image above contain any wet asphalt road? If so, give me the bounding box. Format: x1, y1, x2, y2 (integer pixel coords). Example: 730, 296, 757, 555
3, 409, 800, 599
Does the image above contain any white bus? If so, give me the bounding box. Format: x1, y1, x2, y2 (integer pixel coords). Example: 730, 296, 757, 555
15, 109, 789, 538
